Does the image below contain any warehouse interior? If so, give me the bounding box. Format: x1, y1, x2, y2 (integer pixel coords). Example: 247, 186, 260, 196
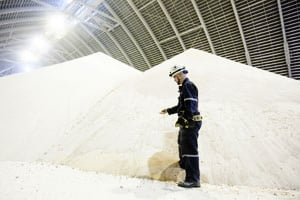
0, 0, 299, 79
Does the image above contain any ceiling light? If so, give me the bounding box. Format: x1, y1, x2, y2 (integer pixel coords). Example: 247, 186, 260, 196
64, 0, 74, 4
45, 13, 68, 39
30, 36, 50, 54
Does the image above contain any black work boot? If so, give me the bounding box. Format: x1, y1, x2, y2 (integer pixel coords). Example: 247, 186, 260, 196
177, 181, 200, 188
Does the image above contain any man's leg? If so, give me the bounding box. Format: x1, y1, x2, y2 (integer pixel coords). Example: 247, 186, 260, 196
178, 129, 185, 169
178, 126, 200, 187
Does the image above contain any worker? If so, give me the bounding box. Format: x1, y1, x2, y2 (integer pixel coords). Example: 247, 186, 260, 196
160, 65, 202, 188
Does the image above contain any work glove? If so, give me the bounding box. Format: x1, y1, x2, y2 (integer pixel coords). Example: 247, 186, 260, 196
175, 117, 189, 128
160, 108, 168, 114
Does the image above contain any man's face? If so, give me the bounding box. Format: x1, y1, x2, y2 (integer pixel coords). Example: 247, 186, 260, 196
173, 74, 181, 85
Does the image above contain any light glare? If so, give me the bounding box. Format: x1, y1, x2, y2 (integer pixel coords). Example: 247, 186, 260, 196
45, 13, 68, 39
19, 50, 38, 63
22, 65, 33, 73
64, 0, 74, 4
30, 36, 50, 53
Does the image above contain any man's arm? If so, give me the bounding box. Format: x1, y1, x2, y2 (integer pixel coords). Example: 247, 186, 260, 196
166, 105, 178, 114
160, 105, 178, 115
183, 83, 199, 119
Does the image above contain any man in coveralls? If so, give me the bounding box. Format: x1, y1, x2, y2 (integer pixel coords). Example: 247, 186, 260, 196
160, 65, 202, 188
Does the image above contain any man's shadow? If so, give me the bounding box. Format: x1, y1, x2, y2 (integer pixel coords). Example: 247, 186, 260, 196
147, 131, 185, 182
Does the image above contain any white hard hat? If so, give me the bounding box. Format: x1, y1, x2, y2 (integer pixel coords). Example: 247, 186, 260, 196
169, 65, 188, 77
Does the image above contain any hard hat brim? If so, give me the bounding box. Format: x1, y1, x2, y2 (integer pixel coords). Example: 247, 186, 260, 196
169, 69, 188, 77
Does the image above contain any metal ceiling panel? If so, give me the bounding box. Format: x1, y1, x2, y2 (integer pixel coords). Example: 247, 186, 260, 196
0, 0, 298, 80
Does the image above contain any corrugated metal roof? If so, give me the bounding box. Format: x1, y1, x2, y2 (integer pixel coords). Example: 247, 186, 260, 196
0, 0, 299, 80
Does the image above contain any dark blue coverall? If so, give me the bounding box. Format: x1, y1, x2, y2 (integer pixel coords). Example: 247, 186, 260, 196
167, 78, 202, 182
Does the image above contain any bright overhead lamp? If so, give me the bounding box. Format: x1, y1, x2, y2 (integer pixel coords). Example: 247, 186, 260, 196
30, 35, 50, 54
64, 0, 74, 4
18, 35, 50, 64
45, 13, 69, 39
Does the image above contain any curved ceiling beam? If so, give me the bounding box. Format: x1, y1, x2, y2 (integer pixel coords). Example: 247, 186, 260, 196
104, 31, 134, 66
54, 44, 76, 60
156, 0, 186, 51
0, 33, 41, 42
85, 14, 114, 30
103, 1, 151, 68
30, 0, 58, 10
46, 52, 65, 64
277, 0, 292, 78
0, 37, 17, 43
230, 0, 252, 66
191, 0, 216, 54
0, 41, 29, 50
36, 54, 61, 65
72, 0, 117, 23
0, 25, 43, 35
0, 16, 43, 26
69, 31, 93, 54
159, 26, 202, 44
71, 1, 117, 32
127, 0, 167, 61
48, 45, 69, 62
0, 39, 29, 49
0, 58, 19, 64
65, 3, 113, 51
79, 23, 111, 56
62, 37, 85, 57
63, 2, 113, 56
0, 47, 21, 53
0, 6, 53, 15
0, 66, 15, 75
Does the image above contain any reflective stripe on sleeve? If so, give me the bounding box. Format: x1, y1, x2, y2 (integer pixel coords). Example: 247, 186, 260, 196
184, 98, 198, 102
182, 154, 199, 158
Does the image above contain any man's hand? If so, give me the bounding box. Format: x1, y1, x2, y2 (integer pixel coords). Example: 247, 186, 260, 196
160, 109, 168, 114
